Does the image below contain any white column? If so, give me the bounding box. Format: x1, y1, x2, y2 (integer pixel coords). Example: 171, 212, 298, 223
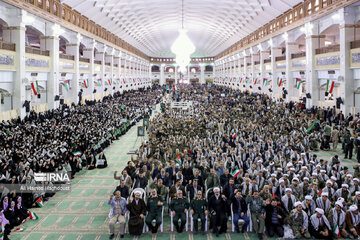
105, 52, 114, 95
260, 50, 270, 94
339, 7, 355, 115
2, 9, 27, 118
244, 56, 249, 89
160, 64, 165, 86
286, 41, 299, 102
149, 64, 152, 87
200, 64, 205, 84
305, 24, 324, 108
40, 23, 60, 110
65, 34, 81, 105
251, 53, 259, 92
95, 49, 105, 99
271, 47, 282, 100
82, 40, 95, 101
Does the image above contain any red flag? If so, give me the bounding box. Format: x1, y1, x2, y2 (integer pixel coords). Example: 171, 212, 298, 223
329, 81, 335, 94
272, 192, 275, 198
83, 80, 88, 88
31, 82, 38, 95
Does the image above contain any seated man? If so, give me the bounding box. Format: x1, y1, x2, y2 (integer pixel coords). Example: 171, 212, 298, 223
309, 208, 333, 239
230, 190, 249, 233
113, 180, 129, 199
328, 201, 348, 238
170, 190, 189, 233
127, 191, 146, 236
108, 191, 127, 239
190, 190, 208, 234
287, 201, 311, 239
346, 205, 360, 238
145, 189, 163, 233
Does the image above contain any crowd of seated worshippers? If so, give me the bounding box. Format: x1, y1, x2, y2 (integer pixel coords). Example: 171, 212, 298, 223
0, 87, 163, 240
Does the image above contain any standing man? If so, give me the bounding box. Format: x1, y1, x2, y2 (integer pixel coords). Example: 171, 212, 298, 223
190, 190, 208, 234
355, 133, 360, 163
265, 198, 285, 238
145, 189, 163, 233
170, 190, 189, 233
246, 190, 265, 240
208, 187, 227, 237
108, 190, 127, 239
331, 127, 340, 151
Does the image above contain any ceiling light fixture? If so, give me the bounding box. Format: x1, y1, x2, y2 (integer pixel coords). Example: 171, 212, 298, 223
171, 0, 195, 73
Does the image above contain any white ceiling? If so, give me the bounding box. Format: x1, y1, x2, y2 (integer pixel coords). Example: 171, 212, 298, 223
61, 0, 303, 57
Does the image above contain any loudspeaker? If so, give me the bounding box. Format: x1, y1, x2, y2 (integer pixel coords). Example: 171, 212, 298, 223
258, 87, 261, 90
250, 86, 252, 89
325, 92, 329, 97
60, 99, 64, 105
54, 95, 60, 101
93, 89, 96, 93
243, 85, 245, 87
113, 87, 115, 90
283, 90, 288, 95
104, 88, 107, 92
269, 89, 273, 92
37, 94, 41, 99
306, 93, 311, 99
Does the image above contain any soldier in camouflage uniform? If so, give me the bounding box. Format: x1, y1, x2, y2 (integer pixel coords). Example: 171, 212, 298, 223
145, 189, 164, 233
170, 190, 190, 233
190, 190, 208, 234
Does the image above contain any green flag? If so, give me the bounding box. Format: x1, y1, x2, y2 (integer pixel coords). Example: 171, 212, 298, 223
6, 130, 11, 135
306, 119, 318, 133
121, 104, 125, 109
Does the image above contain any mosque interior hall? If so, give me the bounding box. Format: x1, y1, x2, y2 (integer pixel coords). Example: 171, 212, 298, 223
1, 0, 360, 240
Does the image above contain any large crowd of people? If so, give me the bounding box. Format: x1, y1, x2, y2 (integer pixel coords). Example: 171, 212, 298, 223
0, 87, 162, 240
110, 84, 360, 239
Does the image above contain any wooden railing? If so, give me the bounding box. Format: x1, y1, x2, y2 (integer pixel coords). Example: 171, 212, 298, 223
114, 63, 119, 67
264, 58, 271, 64
254, 61, 260, 65
291, 52, 306, 59
216, 0, 355, 59
79, 57, 90, 63
59, 53, 74, 60
25, 46, 50, 56
351, 40, 360, 49
246, 63, 251, 66
275, 56, 286, 61
105, 62, 111, 66
94, 60, 102, 65
315, 45, 340, 55
0, 40, 16, 51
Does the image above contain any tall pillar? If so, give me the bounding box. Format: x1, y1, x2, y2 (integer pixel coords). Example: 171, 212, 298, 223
114, 53, 121, 92
244, 56, 249, 89
65, 34, 81, 104
271, 47, 282, 100
149, 64, 152, 87
260, 50, 270, 94
40, 23, 60, 110
200, 64, 205, 84
286, 41, 299, 102
2, 9, 27, 119
160, 64, 165, 86
339, 7, 355, 115
105, 51, 114, 95
95, 47, 105, 99
251, 53, 259, 92
82, 40, 95, 101
305, 23, 324, 108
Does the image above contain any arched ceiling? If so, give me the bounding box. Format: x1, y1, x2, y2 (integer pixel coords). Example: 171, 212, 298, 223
61, 0, 303, 58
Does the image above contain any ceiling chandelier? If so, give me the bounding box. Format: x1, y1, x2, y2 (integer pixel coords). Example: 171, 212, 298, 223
171, 0, 195, 72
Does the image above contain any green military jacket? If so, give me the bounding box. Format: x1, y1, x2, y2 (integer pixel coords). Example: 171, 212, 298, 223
170, 197, 190, 213
147, 195, 163, 214
190, 197, 207, 214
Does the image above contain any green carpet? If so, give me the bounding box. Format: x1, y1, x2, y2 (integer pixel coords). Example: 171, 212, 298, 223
10, 104, 358, 240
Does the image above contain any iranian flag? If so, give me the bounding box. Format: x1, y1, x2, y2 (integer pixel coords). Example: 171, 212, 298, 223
36, 197, 43, 207
277, 77, 283, 87
64, 80, 70, 91
230, 78, 232, 82
108, 79, 112, 86
76, 159, 82, 170
175, 155, 181, 165
333, 224, 341, 238
326, 80, 335, 94
272, 192, 275, 198
133, 78, 135, 83
29, 211, 38, 220
83, 79, 88, 88
0, 232, 4, 240
232, 169, 240, 178
31, 82, 38, 95
15, 228, 24, 232
240, 78, 243, 83
254, 78, 258, 85
97, 79, 102, 86
232, 133, 237, 139
317, 190, 322, 197
123, 79, 126, 84
296, 78, 302, 89
306, 119, 318, 133
73, 151, 82, 156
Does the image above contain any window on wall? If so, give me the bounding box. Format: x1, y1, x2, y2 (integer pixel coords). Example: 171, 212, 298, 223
205, 65, 213, 72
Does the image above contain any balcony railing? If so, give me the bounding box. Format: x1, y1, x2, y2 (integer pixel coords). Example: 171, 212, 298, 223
315, 45, 340, 55
25, 46, 50, 56
94, 60, 102, 65
291, 52, 306, 59
0, 41, 16, 51
105, 62, 111, 66
264, 58, 271, 64
59, 53, 75, 61
351, 40, 360, 49
254, 61, 260, 65
275, 56, 286, 61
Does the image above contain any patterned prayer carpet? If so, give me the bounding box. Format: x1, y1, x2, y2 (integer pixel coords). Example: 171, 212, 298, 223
10, 106, 357, 240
